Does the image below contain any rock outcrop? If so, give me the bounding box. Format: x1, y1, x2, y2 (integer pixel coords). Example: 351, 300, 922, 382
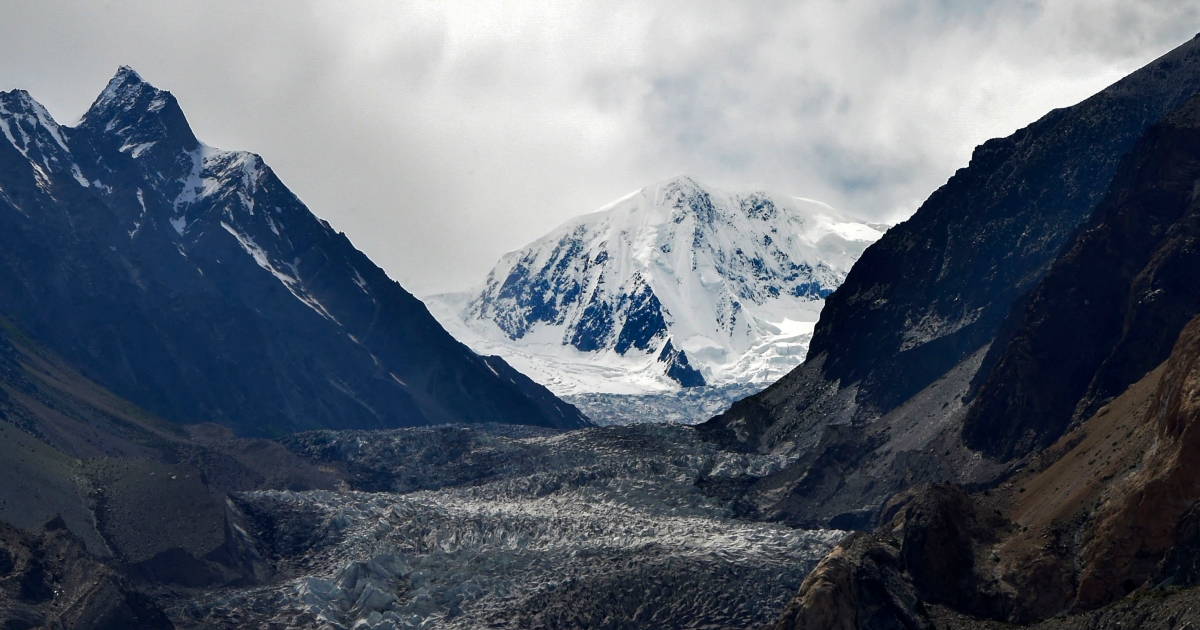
0, 516, 173, 630
966, 90, 1200, 460
772, 533, 927, 630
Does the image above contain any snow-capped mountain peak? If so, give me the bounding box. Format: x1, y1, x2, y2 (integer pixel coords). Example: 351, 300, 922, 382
427, 175, 885, 395
81, 65, 199, 159
0, 66, 590, 433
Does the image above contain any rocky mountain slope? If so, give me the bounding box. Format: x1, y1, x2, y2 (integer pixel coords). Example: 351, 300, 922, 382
757, 32, 1200, 630
0, 516, 173, 630
426, 176, 882, 395
698, 32, 1200, 530
964, 90, 1200, 460
775, 313, 1200, 629
0, 311, 348, 628
0, 67, 587, 436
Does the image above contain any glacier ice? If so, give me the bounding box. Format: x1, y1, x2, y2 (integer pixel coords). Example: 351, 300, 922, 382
179, 424, 841, 630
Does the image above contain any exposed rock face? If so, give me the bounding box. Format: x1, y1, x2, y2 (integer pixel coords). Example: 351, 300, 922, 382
798, 33, 1200, 421
772, 533, 927, 630
966, 91, 1200, 460
698, 33, 1200, 532
898, 485, 1010, 618
772, 314, 1200, 628
709, 34, 1200, 630
1154, 499, 1200, 588
773, 484, 1009, 630
0, 517, 173, 630
0, 67, 588, 436
1073, 314, 1200, 610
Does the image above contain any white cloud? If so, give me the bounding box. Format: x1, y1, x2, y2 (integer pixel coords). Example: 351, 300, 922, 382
0, 0, 1196, 293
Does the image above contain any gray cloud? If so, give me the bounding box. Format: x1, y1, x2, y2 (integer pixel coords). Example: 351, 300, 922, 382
0, 1, 1197, 294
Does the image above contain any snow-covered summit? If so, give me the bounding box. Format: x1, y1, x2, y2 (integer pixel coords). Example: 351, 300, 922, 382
427, 175, 885, 395
81, 65, 200, 160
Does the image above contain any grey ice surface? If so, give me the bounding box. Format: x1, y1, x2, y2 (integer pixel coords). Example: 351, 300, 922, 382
182, 423, 841, 630
564, 383, 765, 426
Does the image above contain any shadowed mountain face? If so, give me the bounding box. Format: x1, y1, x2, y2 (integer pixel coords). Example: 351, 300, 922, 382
777, 34, 1200, 423
703, 35, 1200, 449
965, 92, 1200, 460
0, 67, 588, 436
762, 33, 1200, 630
694, 34, 1200, 533
0, 312, 351, 628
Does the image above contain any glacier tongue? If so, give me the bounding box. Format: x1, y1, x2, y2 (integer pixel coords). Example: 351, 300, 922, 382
425, 175, 884, 396
180, 424, 842, 630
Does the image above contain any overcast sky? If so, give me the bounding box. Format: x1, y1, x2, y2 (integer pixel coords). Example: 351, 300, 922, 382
1, 1, 1198, 295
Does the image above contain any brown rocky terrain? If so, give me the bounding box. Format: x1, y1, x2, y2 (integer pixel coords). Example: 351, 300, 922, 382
775, 313, 1200, 628
698, 35, 1200, 535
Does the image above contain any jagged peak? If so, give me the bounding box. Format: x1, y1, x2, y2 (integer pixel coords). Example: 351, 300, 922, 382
80, 66, 198, 154
0, 88, 39, 110
114, 65, 142, 82
653, 173, 708, 195
86, 66, 155, 118
661, 173, 702, 186
0, 89, 63, 128
0, 89, 71, 157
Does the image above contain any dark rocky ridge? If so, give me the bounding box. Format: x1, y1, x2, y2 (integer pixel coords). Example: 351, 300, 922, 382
809, 33, 1200, 418
761, 33, 1200, 628
964, 91, 1200, 460
767, 83, 1200, 624
705, 33, 1200, 451
0, 517, 174, 630
0, 67, 588, 436
697, 32, 1200, 530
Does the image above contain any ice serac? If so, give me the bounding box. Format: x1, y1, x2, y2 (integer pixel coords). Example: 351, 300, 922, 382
428, 175, 882, 395
0, 67, 589, 435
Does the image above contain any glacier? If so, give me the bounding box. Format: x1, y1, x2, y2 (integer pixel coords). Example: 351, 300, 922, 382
175, 423, 842, 630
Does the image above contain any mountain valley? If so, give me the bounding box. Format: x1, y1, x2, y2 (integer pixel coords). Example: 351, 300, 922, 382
0, 69, 844, 630
8, 28, 1200, 630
